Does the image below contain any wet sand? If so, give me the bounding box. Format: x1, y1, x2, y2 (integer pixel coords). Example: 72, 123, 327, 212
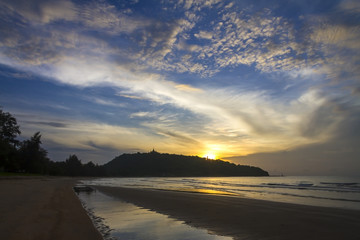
0, 177, 102, 240
95, 186, 360, 240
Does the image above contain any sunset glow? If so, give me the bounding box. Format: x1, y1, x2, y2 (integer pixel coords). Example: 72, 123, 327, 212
203, 153, 217, 160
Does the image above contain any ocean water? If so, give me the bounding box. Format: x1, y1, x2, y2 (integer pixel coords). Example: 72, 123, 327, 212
83, 176, 360, 210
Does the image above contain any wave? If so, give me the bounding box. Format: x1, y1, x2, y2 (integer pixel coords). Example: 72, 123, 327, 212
83, 176, 360, 210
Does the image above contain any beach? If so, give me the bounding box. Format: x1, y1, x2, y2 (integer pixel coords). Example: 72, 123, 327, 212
0, 177, 102, 240
95, 186, 360, 240
1, 177, 360, 240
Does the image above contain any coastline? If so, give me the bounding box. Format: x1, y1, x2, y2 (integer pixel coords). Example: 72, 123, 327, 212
95, 186, 360, 240
0, 177, 102, 240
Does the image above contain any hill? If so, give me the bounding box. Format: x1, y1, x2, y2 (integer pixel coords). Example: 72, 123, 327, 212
104, 150, 269, 177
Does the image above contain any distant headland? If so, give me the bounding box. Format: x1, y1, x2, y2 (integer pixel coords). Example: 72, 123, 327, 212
104, 150, 269, 177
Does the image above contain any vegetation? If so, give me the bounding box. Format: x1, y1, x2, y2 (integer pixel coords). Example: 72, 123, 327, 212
104, 150, 268, 177
0, 108, 21, 172
0, 108, 268, 177
0, 108, 103, 176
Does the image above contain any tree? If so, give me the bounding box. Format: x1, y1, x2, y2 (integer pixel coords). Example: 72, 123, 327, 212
19, 132, 49, 174
0, 109, 21, 145
65, 154, 83, 176
0, 109, 21, 171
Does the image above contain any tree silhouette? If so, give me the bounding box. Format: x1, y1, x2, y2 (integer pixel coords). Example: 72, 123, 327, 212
65, 154, 83, 176
19, 132, 49, 174
0, 109, 21, 171
0, 109, 21, 145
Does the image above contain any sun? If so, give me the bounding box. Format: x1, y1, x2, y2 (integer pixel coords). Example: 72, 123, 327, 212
203, 153, 217, 160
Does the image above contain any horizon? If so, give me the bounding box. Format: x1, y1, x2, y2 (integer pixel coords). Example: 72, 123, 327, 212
0, 0, 359, 176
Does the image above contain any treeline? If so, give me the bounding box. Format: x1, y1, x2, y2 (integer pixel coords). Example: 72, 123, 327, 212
0, 108, 104, 176
104, 150, 269, 177
48, 155, 105, 176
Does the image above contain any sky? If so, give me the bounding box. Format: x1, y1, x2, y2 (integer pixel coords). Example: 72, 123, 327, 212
0, 0, 359, 176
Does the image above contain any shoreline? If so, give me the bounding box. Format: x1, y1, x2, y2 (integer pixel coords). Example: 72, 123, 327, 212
0, 177, 103, 240
95, 186, 360, 240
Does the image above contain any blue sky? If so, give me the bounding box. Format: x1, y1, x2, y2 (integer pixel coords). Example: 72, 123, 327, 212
0, 0, 359, 175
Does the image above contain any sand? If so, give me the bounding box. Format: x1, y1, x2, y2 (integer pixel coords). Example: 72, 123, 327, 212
95, 186, 360, 240
1, 177, 360, 240
0, 177, 102, 240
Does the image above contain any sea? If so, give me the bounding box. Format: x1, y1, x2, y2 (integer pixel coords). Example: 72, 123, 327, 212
77, 176, 360, 240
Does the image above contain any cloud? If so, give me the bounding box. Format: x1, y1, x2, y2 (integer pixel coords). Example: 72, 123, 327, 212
177, 0, 222, 10
0, 0, 76, 24
177, 40, 202, 52
4, 35, 348, 159
155, 129, 201, 146
134, 4, 309, 77
18, 115, 158, 151
309, 22, 360, 82
23, 121, 68, 128
2, 0, 358, 84
175, 84, 203, 92
224, 2, 234, 9
339, 0, 360, 13
78, 1, 150, 34
0, 0, 148, 33
130, 111, 157, 118
0, 0, 336, 82
194, 30, 213, 40
117, 75, 348, 157
117, 93, 146, 100
133, 18, 196, 73
228, 90, 360, 176
138, 0, 360, 85
89, 97, 126, 108
298, 100, 342, 139
229, 139, 360, 176
230, 121, 360, 176
16, 111, 205, 161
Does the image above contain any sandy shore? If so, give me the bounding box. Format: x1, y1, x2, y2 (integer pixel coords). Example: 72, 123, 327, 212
0, 177, 102, 240
95, 186, 360, 240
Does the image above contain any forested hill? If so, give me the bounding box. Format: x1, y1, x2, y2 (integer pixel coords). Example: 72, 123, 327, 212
104, 151, 269, 177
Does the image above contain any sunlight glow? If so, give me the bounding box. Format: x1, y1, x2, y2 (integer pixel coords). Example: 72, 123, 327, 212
203, 153, 217, 160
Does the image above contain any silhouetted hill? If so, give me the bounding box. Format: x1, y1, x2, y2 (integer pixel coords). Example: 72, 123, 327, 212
104, 151, 269, 177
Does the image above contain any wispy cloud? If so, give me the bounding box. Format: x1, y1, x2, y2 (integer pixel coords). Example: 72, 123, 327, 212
339, 0, 360, 13
0, 0, 77, 24
230, 94, 360, 176
175, 84, 203, 92
23, 121, 68, 128
130, 111, 158, 118
88, 97, 126, 108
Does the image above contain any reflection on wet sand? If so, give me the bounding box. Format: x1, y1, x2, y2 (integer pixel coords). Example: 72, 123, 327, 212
171, 188, 237, 196
77, 189, 233, 240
